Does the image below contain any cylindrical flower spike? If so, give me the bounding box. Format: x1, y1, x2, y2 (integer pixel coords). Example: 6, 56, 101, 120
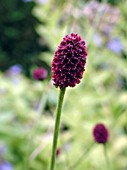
50, 33, 87, 170
52, 33, 87, 88
93, 123, 109, 144
33, 67, 48, 81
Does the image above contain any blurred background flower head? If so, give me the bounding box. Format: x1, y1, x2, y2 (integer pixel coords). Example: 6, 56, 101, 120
0, 161, 13, 170
33, 67, 48, 81
8, 64, 22, 76
93, 123, 109, 144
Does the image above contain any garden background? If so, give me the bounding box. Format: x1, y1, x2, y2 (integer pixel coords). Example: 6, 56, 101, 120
0, 0, 127, 169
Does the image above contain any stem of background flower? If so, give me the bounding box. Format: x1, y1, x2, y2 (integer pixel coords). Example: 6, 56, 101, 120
25, 81, 50, 169
50, 87, 66, 170
37, 81, 49, 115
70, 142, 94, 169
103, 144, 110, 169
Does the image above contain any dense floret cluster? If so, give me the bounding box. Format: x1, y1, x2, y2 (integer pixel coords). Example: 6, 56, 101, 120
52, 33, 87, 88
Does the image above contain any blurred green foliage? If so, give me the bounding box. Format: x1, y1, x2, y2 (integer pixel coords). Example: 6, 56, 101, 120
0, 0, 50, 76
0, 0, 127, 170
97, 0, 124, 5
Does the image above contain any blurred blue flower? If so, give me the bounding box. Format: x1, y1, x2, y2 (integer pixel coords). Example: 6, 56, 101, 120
103, 26, 113, 36
0, 144, 6, 155
22, 0, 32, 2
37, 0, 48, 3
0, 162, 13, 170
93, 34, 102, 47
9, 64, 22, 76
100, 63, 110, 70
107, 38, 123, 53
22, 0, 48, 4
63, 143, 71, 152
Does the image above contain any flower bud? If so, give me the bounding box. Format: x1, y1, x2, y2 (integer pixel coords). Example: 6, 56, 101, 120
33, 67, 48, 81
93, 123, 109, 144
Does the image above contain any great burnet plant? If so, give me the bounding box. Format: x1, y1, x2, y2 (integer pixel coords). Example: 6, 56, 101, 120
50, 33, 87, 170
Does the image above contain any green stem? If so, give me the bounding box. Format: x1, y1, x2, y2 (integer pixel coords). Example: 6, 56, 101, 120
37, 81, 49, 115
50, 87, 66, 170
70, 142, 94, 169
103, 144, 110, 169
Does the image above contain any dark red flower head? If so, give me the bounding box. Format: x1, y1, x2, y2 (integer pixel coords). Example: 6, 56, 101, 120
52, 33, 87, 88
93, 123, 109, 144
33, 67, 48, 81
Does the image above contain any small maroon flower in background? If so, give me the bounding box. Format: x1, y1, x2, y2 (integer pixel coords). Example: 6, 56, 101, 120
33, 67, 48, 81
93, 123, 109, 144
52, 33, 87, 88
56, 148, 61, 158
